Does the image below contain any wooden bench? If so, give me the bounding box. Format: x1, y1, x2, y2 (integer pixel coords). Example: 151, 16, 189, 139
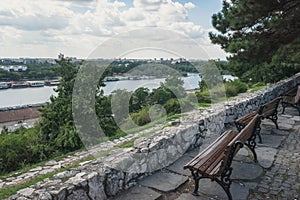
235, 97, 282, 143
184, 114, 261, 200
281, 85, 300, 115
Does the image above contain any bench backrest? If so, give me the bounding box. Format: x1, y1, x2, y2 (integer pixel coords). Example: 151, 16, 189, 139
183, 130, 237, 174
229, 114, 259, 147
261, 97, 281, 118
219, 114, 260, 173
184, 115, 260, 177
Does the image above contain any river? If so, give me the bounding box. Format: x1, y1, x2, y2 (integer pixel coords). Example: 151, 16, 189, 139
0, 74, 235, 108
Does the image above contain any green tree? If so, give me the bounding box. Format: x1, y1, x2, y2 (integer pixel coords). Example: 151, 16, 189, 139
209, 0, 300, 83
130, 87, 149, 112
39, 58, 81, 153
163, 76, 186, 98
150, 86, 173, 105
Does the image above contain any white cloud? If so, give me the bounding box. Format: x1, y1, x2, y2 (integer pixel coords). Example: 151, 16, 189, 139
133, 0, 163, 11
0, 0, 226, 59
184, 2, 196, 9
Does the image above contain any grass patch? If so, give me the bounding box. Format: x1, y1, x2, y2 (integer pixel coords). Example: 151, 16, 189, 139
0, 172, 54, 200
248, 85, 266, 93
116, 139, 135, 148
110, 114, 184, 141
138, 129, 161, 138
198, 102, 211, 107
0, 155, 95, 199
0, 147, 87, 179
248, 82, 267, 93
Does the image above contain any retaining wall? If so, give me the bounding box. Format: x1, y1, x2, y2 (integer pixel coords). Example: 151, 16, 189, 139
7, 73, 300, 200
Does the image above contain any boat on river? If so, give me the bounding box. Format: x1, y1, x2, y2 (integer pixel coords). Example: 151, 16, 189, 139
28, 81, 45, 87
0, 82, 9, 89
11, 81, 29, 89
45, 80, 60, 86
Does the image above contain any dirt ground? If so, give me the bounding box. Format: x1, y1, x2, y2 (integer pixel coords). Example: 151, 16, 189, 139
0, 107, 41, 123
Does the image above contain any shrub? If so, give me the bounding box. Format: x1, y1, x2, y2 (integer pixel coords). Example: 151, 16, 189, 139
196, 90, 211, 103
225, 79, 248, 97
226, 79, 248, 93
225, 84, 238, 97
130, 107, 151, 126
164, 98, 181, 114
0, 128, 45, 174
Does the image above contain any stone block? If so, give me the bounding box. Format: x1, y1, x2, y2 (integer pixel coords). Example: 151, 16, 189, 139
139, 171, 188, 192
113, 186, 161, 200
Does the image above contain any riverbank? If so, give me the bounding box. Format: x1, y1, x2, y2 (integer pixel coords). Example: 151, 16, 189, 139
0, 107, 41, 123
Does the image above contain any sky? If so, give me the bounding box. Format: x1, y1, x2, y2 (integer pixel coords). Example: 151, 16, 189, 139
0, 0, 227, 60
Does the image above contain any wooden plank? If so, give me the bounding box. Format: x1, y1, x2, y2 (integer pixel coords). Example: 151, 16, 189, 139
184, 130, 236, 169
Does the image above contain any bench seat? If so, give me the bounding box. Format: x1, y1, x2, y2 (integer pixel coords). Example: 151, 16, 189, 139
235, 97, 282, 143
282, 85, 300, 115
184, 115, 261, 199
184, 130, 237, 178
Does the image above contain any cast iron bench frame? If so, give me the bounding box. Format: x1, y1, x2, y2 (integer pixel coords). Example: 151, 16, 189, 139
184, 114, 261, 200
281, 85, 300, 116
234, 97, 282, 143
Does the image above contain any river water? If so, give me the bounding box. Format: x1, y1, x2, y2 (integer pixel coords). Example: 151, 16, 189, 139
0, 74, 235, 108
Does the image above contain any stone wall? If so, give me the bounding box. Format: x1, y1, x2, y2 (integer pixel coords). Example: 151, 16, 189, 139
7, 73, 300, 200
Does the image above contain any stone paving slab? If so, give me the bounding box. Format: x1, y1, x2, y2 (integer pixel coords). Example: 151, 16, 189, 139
139, 171, 188, 192
260, 120, 278, 129
112, 186, 161, 200
291, 115, 300, 121
257, 134, 286, 149
270, 128, 290, 135
233, 148, 253, 163
277, 123, 294, 130
278, 116, 295, 124
188, 179, 257, 200
175, 193, 211, 200
166, 155, 193, 176
256, 147, 277, 169
231, 161, 263, 181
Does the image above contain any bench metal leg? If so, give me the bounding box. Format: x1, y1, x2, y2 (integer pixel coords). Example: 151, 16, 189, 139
245, 141, 258, 162
282, 102, 300, 116
282, 102, 286, 114
191, 170, 200, 196
256, 125, 263, 144
190, 174, 233, 200
296, 105, 300, 116
268, 114, 279, 129
215, 178, 232, 200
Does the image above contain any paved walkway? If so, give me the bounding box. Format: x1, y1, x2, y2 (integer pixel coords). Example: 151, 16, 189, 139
112, 107, 300, 200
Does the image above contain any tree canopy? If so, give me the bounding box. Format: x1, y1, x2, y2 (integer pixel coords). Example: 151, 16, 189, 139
209, 0, 300, 83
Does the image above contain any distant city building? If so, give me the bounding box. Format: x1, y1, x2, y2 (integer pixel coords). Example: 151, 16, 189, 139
58, 53, 64, 60
57, 53, 77, 62
0, 58, 56, 65
0, 65, 27, 72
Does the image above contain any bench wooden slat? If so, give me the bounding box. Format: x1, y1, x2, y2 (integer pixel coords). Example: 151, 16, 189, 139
184, 130, 234, 166
235, 111, 257, 125
262, 98, 281, 116
198, 146, 227, 174
184, 114, 260, 199
235, 97, 281, 143
206, 153, 227, 176
184, 130, 236, 170
230, 115, 259, 147
282, 85, 300, 115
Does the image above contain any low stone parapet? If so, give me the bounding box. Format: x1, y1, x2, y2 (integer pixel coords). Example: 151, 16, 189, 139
7, 73, 300, 200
